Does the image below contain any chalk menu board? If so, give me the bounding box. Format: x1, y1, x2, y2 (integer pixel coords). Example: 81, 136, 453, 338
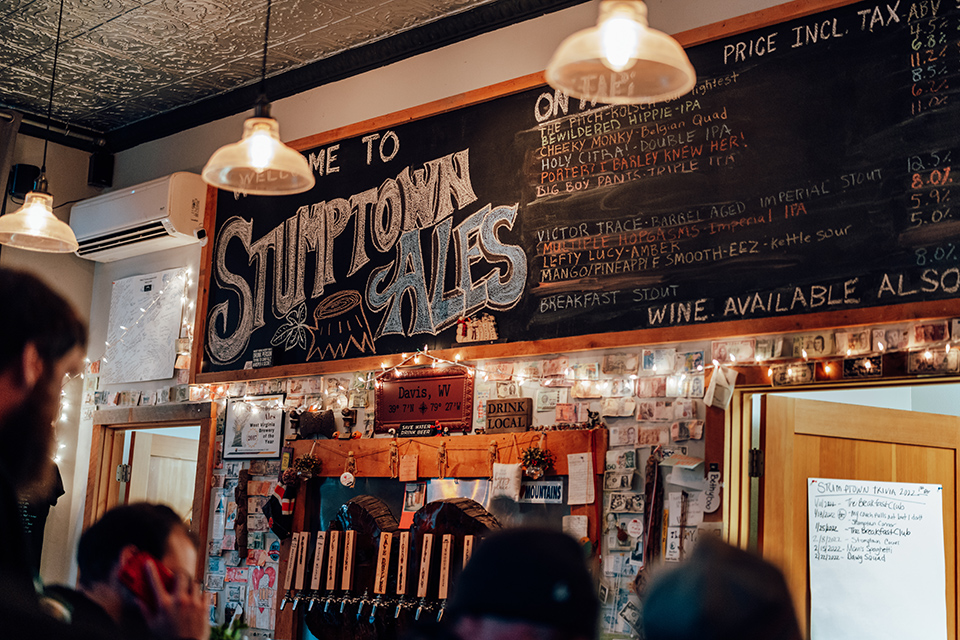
808, 478, 946, 640
200, 1, 960, 376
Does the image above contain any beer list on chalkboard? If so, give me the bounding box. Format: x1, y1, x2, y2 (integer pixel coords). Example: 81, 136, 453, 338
202, 1, 960, 375
808, 478, 946, 640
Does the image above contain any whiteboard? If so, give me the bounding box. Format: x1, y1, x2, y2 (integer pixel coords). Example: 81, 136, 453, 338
808, 478, 946, 640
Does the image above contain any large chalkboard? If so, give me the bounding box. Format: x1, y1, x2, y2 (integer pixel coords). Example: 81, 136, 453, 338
198, 0, 960, 378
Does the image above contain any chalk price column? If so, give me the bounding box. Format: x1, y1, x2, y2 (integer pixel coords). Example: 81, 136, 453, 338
907, 7, 950, 117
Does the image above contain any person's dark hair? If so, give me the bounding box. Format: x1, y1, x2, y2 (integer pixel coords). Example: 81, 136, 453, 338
641, 536, 802, 640
0, 268, 87, 370
77, 503, 195, 588
447, 527, 600, 640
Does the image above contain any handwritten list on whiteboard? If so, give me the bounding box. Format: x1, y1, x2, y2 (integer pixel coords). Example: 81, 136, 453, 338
808, 478, 946, 640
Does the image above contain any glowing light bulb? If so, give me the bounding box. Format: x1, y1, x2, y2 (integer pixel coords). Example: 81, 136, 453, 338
824, 364, 832, 374
600, 9, 639, 71
864, 359, 872, 369
878, 342, 885, 351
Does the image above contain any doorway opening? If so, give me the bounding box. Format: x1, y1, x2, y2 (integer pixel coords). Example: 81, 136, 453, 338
118, 426, 200, 525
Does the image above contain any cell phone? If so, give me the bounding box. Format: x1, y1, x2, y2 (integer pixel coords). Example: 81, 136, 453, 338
118, 550, 176, 610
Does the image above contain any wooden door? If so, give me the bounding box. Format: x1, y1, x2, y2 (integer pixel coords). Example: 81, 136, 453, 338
127, 431, 199, 523
761, 395, 960, 638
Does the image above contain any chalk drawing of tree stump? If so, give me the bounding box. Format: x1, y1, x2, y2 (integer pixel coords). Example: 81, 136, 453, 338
307, 290, 376, 361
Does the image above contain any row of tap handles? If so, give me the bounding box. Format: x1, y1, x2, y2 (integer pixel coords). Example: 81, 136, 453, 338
279, 529, 475, 624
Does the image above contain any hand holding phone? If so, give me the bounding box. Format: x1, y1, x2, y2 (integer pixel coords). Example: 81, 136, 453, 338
118, 550, 177, 611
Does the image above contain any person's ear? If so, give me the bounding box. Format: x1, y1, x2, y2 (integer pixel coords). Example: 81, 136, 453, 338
19, 343, 44, 390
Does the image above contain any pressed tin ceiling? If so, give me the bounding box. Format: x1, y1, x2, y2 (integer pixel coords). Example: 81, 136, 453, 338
0, 0, 586, 152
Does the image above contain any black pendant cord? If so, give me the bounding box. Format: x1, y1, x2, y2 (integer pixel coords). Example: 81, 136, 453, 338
37, 0, 65, 191
254, 0, 273, 118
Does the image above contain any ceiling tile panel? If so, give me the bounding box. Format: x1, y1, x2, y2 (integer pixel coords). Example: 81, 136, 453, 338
0, 0, 578, 147
157, 0, 244, 26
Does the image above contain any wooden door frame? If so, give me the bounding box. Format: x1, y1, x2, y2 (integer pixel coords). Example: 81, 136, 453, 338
84, 402, 217, 579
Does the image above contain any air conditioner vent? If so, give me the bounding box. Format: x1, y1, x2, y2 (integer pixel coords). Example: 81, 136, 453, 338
69, 172, 207, 262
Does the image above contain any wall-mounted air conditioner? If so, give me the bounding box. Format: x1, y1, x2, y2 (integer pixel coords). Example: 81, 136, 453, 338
70, 172, 208, 262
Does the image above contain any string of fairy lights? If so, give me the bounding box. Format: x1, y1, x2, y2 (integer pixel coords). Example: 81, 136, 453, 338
53, 268, 196, 463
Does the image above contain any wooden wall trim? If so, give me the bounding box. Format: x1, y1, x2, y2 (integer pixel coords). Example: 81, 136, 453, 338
92, 402, 212, 425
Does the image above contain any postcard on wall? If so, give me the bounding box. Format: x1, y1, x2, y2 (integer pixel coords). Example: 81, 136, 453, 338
843, 356, 882, 378
571, 379, 602, 399
608, 425, 638, 447
638, 427, 666, 446
874, 326, 908, 351
496, 381, 521, 398
605, 379, 635, 397
607, 492, 644, 513
673, 398, 695, 419
711, 339, 756, 363
792, 333, 835, 358
484, 362, 514, 381
636, 399, 672, 421
679, 350, 705, 372
754, 338, 784, 360
636, 376, 667, 398
602, 353, 639, 375
536, 389, 560, 412
571, 362, 599, 380
642, 348, 676, 373
604, 471, 634, 491
913, 321, 949, 345
908, 348, 960, 374
542, 356, 570, 377
770, 362, 816, 386
605, 448, 637, 472
835, 329, 871, 355
224, 395, 285, 459
600, 397, 635, 417
555, 403, 577, 423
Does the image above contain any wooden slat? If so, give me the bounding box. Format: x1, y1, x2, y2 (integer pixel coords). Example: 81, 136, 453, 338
92, 401, 212, 425
289, 429, 598, 478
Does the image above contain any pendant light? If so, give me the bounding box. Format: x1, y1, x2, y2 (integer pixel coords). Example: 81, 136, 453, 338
0, 0, 79, 253
545, 0, 696, 105
201, 0, 315, 196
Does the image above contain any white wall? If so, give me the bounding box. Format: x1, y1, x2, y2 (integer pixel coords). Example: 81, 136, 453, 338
43, 0, 793, 584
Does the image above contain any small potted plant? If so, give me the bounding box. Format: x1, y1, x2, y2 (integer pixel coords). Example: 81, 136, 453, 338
520, 445, 556, 479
